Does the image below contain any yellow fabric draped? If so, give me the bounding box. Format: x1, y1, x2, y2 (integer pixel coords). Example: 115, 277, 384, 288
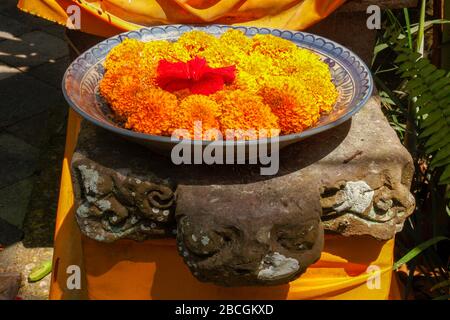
48, 110, 402, 300
18, 0, 346, 36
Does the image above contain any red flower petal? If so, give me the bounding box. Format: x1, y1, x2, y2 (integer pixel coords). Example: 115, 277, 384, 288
191, 74, 224, 95
156, 56, 236, 95
188, 57, 208, 81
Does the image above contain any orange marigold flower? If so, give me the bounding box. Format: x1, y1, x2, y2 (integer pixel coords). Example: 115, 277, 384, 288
259, 83, 321, 134
214, 90, 279, 140
125, 88, 178, 136
99, 67, 141, 120
171, 95, 222, 140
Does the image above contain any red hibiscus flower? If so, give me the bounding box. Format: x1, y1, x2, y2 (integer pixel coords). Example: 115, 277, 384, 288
156, 57, 236, 95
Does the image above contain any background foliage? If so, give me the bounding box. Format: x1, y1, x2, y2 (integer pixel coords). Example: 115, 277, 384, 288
373, 0, 449, 299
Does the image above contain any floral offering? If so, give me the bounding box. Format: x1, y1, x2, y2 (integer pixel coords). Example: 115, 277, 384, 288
99, 29, 339, 140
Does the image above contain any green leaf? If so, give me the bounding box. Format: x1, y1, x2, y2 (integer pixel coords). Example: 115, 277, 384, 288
414, 59, 429, 70
429, 77, 450, 92
28, 260, 52, 282
419, 118, 445, 137
414, 85, 429, 96
417, 100, 438, 116
425, 69, 447, 84
425, 127, 449, 147
416, 93, 434, 108
393, 236, 449, 270
421, 111, 442, 129
419, 64, 437, 77
399, 61, 415, 72
431, 279, 450, 292
431, 156, 450, 169
440, 165, 450, 181
435, 85, 450, 99
394, 53, 411, 63
405, 78, 424, 91
430, 142, 450, 162
426, 138, 449, 153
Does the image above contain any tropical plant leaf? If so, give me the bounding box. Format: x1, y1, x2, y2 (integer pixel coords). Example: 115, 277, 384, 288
393, 236, 449, 270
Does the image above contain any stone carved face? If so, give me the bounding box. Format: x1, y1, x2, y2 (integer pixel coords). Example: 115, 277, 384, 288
174, 185, 323, 286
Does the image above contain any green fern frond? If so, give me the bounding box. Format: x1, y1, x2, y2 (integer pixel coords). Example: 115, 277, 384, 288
387, 31, 450, 193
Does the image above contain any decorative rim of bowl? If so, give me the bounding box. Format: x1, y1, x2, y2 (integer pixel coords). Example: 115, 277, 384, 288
62, 24, 373, 147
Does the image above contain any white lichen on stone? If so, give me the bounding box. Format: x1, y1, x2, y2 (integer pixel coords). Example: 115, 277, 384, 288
78, 165, 99, 194
257, 252, 299, 281
86, 196, 96, 203
191, 234, 197, 242
95, 235, 104, 241
334, 181, 374, 214
76, 203, 90, 217
200, 236, 210, 246
96, 199, 111, 211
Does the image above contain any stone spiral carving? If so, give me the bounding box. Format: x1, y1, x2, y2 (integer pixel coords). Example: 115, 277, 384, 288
73, 161, 176, 242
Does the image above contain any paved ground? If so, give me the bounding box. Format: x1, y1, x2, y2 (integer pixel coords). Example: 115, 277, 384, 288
0, 0, 69, 299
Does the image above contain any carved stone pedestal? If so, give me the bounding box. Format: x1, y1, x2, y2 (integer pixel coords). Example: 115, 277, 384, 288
71, 96, 415, 287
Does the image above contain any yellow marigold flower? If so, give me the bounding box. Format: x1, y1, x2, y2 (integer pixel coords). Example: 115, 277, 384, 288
176, 31, 221, 58
104, 38, 144, 72
252, 34, 297, 60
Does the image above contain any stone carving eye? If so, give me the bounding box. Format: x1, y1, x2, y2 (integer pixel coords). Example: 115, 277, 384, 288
178, 217, 238, 258
276, 223, 318, 251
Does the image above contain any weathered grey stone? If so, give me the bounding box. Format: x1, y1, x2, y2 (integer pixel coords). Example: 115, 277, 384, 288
0, 272, 21, 300
0, 62, 20, 80
29, 56, 70, 88
0, 14, 32, 40
0, 73, 65, 127
0, 177, 34, 228
4, 111, 49, 147
0, 31, 68, 69
0, 133, 39, 188
71, 96, 414, 286
0, 218, 23, 246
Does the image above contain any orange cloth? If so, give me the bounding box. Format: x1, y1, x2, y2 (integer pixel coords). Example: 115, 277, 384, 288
49, 110, 401, 300
18, 0, 346, 37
